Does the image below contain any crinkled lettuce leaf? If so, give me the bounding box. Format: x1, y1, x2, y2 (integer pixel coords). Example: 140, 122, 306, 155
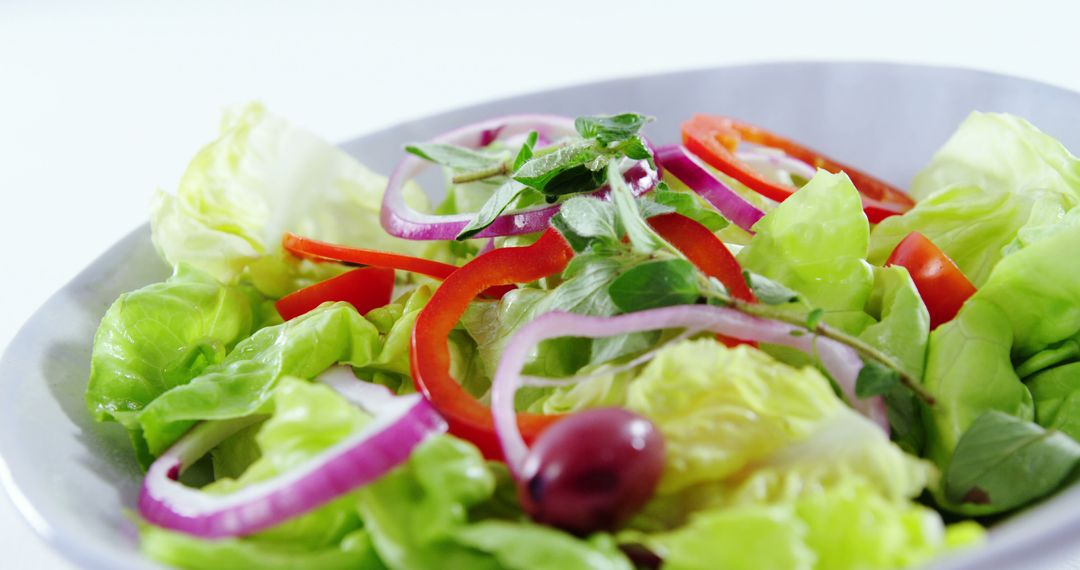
87, 266, 269, 429
738, 170, 874, 334
869, 185, 1070, 286
645, 481, 981, 570
137, 302, 381, 455
860, 265, 930, 380
151, 102, 428, 297
625, 340, 932, 499
922, 223, 1080, 474
919, 225, 1080, 512
910, 112, 1080, 204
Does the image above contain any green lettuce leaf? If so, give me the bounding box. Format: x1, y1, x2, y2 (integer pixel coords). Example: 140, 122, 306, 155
137, 302, 381, 455
921, 299, 1035, 469
140, 527, 385, 570
151, 102, 428, 297
909, 112, 1080, 204
868, 185, 1070, 286
357, 436, 632, 570
921, 223, 1080, 476
646, 481, 980, 570
738, 170, 874, 334
1028, 362, 1080, 441
87, 266, 268, 429
625, 340, 932, 499
453, 521, 631, 570
141, 378, 383, 569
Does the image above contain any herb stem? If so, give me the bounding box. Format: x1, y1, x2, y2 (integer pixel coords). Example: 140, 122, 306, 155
452, 163, 509, 184
450, 143, 570, 185
718, 294, 936, 405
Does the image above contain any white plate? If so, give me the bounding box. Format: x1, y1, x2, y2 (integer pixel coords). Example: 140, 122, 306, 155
4, 62, 1080, 570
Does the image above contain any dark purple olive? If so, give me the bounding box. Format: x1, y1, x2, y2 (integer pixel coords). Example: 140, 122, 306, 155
518, 408, 665, 535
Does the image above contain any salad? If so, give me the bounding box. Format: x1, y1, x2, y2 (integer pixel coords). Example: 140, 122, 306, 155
85, 102, 1080, 570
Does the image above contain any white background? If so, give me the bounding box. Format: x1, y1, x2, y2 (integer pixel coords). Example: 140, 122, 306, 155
3, 1, 1080, 568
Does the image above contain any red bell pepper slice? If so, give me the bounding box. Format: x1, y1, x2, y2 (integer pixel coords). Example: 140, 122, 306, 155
681, 114, 914, 223
886, 232, 976, 330
282, 232, 513, 299
275, 266, 395, 321
411, 213, 754, 459
648, 213, 755, 303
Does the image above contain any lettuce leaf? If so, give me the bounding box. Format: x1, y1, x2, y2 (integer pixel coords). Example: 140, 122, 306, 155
136, 302, 381, 455
87, 266, 268, 428
151, 102, 428, 297
357, 435, 631, 570
625, 340, 932, 500
738, 170, 874, 334
141, 378, 382, 569
921, 223, 1080, 473
909, 112, 1080, 204
871, 112, 1080, 286
645, 481, 980, 570
1028, 362, 1080, 441
140, 527, 385, 570
868, 185, 1070, 286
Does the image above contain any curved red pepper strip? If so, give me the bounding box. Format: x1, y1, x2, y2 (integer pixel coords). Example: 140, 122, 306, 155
411, 213, 754, 460
681, 114, 914, 223
648, 213, 755, 303
275, 266, 395, 321
282, 232, 514, 299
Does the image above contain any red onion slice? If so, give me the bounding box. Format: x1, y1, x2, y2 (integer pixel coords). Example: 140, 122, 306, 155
655, 145, 767, 233
381, 115, 659, 240
490, 306, 886, 477
139, 386, 446, 538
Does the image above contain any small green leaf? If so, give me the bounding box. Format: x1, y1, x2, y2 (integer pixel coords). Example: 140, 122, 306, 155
539, 165, 607, 197
743, 271, 801, 305
405, 143, 505, 171
806, 308, 825, 330
557, 197, 619, 240
945, 411, 1080, 511
550, 213, 593, 254
635, 198, 676, 219
512, 142, 598, 192
456, 182, 527, 240
608, 259, 701, 313
618, 135, 653, 161
855, 359, 901, 398
574, 113, 652, 145
608, 159, 668, 255
512, 131, 539, 171
652, 188, 728, 232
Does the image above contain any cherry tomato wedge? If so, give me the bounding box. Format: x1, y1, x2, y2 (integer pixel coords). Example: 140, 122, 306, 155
681, 114, 915, 223
282, 232, 514, 299
886, 232, 976, 329
411, 214, 756, 460
275, 266, 395, 321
